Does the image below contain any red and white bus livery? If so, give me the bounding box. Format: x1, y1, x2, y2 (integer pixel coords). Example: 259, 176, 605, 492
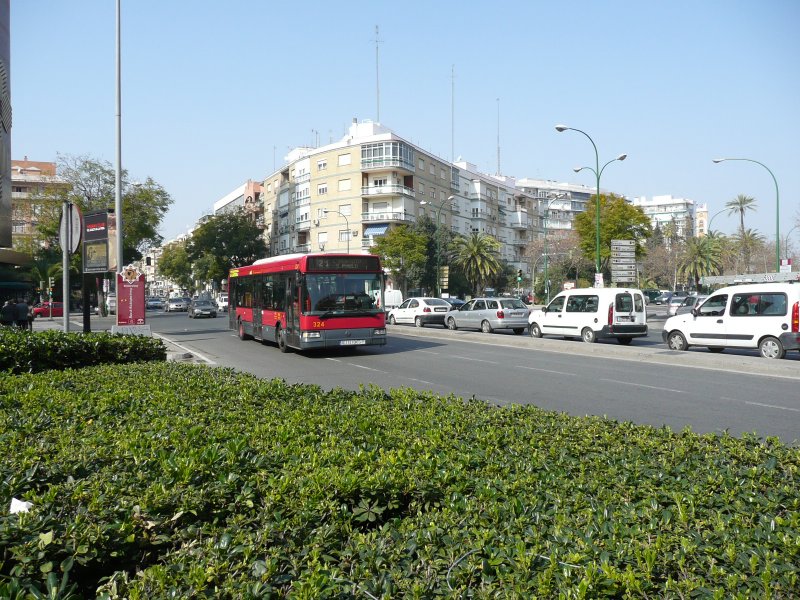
229, 253, 387, 352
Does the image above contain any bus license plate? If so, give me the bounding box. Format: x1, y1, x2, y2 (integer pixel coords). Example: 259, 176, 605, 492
340, 339, 366, 346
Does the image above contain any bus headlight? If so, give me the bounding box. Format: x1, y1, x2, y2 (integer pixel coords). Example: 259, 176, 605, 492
302, 331, 322, 340
374, 328, 386, 336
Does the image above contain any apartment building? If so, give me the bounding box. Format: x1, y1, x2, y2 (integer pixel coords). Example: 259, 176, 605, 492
10, 158, 67, 250
632, 195, 696, 238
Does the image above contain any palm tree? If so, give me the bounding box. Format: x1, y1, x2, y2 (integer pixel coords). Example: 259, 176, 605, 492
450, 232, 501, 295
733, 228, 766, 274
678, 236, 723, 291
725, 194, 757, 234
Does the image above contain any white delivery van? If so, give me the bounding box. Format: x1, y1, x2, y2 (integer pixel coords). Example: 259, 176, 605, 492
383, 289, 404, 310
662, 282, 800, 359
528, 287, 648, 344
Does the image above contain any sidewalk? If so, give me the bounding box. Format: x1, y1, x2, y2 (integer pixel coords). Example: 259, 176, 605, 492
30, 312, 208, 364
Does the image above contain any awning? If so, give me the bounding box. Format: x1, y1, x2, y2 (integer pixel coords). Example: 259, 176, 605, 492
363, 224, 389, 236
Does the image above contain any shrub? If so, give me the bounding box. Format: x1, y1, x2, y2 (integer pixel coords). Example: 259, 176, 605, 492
1, 363, 798, 598
0, 329, 166, 374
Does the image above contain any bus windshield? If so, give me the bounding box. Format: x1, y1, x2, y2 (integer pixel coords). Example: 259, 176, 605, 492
304, 273, 382, 315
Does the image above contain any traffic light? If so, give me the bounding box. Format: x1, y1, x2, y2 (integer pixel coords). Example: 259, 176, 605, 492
517, 269, 523, 282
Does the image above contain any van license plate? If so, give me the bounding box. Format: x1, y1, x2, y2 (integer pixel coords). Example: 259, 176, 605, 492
617, 316, 632, 322
340, 339, 366, 345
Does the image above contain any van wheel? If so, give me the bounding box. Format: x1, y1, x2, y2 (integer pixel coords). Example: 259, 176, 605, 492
581, 327, 597, 343
414, 316, 423, 328
529, 323, 542, 338
667, 331, 687, 351
277, 326, 290, 353
238, 319, 252, 341
759, 336, 785, 359
617, 337, 632, 345
389, 315, 396, 325
447, 317, 458, 330
481, 320, 493, 333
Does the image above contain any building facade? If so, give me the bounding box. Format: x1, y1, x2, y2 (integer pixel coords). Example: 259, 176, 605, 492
10, 158, 67, 251
632, 195, 696, 238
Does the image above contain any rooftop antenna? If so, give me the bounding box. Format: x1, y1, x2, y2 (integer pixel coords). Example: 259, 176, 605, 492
374, 25, 382, 123
451, 65, 455, 163
496, 97, 501, 175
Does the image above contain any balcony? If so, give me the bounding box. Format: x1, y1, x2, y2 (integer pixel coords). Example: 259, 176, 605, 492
509, 234, 530, 246
293, 173, 310, 184
361, 184, 416, 199
361, 211, 416, 224
295, 219, 311, 231
360, 157, 415, 173
507, 210, 531, 230
294, 243, 311, 253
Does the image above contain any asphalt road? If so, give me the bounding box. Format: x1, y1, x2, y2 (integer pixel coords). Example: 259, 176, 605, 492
138, 309, 800, 445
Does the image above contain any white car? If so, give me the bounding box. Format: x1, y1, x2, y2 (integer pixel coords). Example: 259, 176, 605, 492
216, 294, 229, 311
387, 297, 450, 327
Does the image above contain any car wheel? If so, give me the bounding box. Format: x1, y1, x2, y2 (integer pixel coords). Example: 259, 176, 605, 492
389, 315, 396, 325
617, 337, 633, 345
447, 317, 458, 330
277, 326, 290, 353
759, 336, 785, 359
480, 320, 493, 334
581, 327, 597, 343
513, 328, 524, 335
238, 319, 252, 341
667, 331, 688, 351
414, 316, 424, 328
529, 323, 542, 338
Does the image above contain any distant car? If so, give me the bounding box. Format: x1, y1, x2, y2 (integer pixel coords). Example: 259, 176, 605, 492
387, 297, 451, 327
445, 297, 530, 334
216, 294, 229, 311
146, 297, 165, 310
188, 298, 217, 318
670, 294, 708, 317
441, 297, 466, 310
94, 294, 116, 315
642, 289, 661, 305
166, 297, 189, 312
32, 301, 63, 318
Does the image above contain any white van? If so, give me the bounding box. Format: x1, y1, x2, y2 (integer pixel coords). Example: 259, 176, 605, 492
383, 289, 403, 310
662, 282, 800, 359
528, 287, 648, 344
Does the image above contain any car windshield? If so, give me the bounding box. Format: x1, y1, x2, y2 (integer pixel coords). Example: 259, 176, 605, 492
194, 300, 214, 307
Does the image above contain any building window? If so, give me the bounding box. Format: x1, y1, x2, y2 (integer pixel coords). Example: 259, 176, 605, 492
317, 159, 327, 170
429, 164, 435, 175
418, 158, 424, 170
338, 179, 351, 192
373, 178, 387, 187
317, 183, 327, 195
338, 153, 351, 166
339, 230, 351, 242
440, 168, 446, 180
318, 231, 328, 245
339, 204, 352, 216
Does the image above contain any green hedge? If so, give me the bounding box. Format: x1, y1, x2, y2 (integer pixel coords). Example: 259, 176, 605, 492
0, 329, 166, 374
1, 363, 798, 598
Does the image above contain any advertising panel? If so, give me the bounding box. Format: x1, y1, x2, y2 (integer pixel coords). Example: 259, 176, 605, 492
116, 266, 146, 326
83, 211, 109, 273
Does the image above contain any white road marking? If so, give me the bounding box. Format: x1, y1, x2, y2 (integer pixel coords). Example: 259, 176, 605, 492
515, 365, 573, 376
599, 378, 687, 394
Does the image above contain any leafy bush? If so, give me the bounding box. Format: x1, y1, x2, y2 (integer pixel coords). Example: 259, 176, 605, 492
1, 363, 798, 598
0, 329, 166, 374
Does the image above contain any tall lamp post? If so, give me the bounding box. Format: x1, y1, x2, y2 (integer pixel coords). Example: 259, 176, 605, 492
420, 195, 453, 297
784, 224, 799, 262
322, 209, 351, 253
712, 158, 780, 272
542, 193, 567, 303
555, 125, 626, 283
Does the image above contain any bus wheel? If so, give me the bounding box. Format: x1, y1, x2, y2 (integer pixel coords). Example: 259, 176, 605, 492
238, 319, 252, 341
277, 326, 290, 353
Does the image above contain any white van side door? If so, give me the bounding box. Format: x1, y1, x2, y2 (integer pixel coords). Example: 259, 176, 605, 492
686, 292, 729, 346
540, 295, 567, 336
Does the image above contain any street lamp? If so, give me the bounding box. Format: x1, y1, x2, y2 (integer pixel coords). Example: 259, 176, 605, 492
322, 209, 351, 253
784, 224, 799, 262
712, 158, 780, 272
420, 195, 453, 297
556, 125, 626, 282
542, 193, 567, 303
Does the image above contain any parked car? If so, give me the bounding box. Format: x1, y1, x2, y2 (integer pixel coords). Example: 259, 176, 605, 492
445, 297, 530, 334
642, 289, 661, 305
662, 282, 800, 359
441, 297, 466, 310
146, 297, 165, 310
668, 294, 708, 317
166, 297, 190, 312
32, 301, 63, 318
216, 294, 229, 311
188, 298, 217, 318
387, 297, 450, 327
528, 287, 648, 344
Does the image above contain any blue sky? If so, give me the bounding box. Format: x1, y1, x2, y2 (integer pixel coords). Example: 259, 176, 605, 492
11, 1, 800, 246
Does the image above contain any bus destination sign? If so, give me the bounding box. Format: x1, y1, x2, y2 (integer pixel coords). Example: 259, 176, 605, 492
307, 256, 380, 272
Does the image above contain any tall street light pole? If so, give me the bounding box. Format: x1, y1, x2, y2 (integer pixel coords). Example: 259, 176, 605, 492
322, 209, 350, 253
713, 157, 780, 272
542, 193, 567, 303
784, 224, 799, 262
421, 195, 452, 297
555, 125, 626, 284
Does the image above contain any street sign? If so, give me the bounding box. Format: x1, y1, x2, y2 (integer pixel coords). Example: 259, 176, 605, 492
611, 251, 636, 259
611, 239, 635, 248
59, 203, 82, 254
612, 276, 636, 283
610, 263, 637, 271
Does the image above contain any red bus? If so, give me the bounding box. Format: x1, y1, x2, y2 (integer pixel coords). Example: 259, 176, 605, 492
228, 253, 387, 352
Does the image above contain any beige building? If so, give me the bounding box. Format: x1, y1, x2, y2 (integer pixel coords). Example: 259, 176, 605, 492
10, 158, 67, 251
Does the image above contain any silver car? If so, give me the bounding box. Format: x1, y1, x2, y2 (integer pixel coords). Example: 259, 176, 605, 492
670, 294, 708, 317
445, 297, 530, 334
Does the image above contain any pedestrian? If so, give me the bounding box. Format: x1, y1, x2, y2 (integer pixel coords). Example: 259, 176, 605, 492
27, 301, 35, 331
15, 298, 29, 329
1, 299, 15, 327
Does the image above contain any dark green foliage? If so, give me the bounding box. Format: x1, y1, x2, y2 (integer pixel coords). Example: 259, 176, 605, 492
1, 363, 798, 598
0, 329, 166, 374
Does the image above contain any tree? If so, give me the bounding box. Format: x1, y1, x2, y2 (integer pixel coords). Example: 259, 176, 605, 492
725, 194, 757, 235
369, 225, 428, 296
732, 228, 766, 274
678, 236, 723, 291
157, 241, 194, 293
573, 194, 651, 275
450, 232, 501, 295
185, 210, 268, 289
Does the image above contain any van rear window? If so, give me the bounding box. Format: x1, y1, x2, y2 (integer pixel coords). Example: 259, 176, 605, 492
615, 294, 634, 312
731, 293, 787, 317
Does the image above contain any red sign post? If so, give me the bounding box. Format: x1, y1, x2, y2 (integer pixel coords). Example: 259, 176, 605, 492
117, 266, 146, 326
